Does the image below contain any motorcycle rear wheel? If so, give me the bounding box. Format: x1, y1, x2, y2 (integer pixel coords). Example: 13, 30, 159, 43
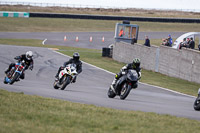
120, 83, 131, 100
108, 87, 116, 98
60, 76, 71, 90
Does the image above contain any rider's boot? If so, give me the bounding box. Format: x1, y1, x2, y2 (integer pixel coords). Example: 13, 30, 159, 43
4, 68, 10, 74
55, 73, 59, 80
55, 67, 63, 80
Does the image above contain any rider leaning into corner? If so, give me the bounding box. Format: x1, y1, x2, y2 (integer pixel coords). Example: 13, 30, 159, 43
111, 58, 141, 90
55, 52, 82, 83
5, 51, 34, 80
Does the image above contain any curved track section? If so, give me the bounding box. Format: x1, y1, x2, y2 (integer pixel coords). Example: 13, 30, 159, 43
0, 45, 199, 120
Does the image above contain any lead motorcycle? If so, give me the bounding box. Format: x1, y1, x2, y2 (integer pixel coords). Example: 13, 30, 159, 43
4, 60, 26, 85
193, 88, 200, 111
53, 63, 78, 90
108, 69, 139, 100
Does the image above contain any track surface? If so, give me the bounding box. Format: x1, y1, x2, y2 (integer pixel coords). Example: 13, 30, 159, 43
0, 45, 199, 120
0, 32, 185, 49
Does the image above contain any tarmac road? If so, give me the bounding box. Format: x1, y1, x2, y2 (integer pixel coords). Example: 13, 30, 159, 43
0, 31, 185, 49
0, 44, 199, 120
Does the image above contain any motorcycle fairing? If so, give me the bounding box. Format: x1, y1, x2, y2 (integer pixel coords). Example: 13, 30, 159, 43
115, 75, 126, 94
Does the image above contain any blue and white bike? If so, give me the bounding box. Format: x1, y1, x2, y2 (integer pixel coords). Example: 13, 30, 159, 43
4, 60, 26, 85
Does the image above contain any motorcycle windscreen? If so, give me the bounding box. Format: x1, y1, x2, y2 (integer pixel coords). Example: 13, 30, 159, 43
70, 63, 77, 74
127, 70, 138, 82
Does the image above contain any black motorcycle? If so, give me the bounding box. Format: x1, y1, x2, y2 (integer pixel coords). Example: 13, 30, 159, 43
193, 88, 200, 111
108, 69, 138, 100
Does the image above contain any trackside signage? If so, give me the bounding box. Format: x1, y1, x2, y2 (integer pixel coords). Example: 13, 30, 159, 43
0, 11, 29, 18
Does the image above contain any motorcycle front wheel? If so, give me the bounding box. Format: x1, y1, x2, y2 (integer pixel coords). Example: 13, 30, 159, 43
4, 77, 8, 84
107, 87, 116, 98
193, 98, 200, 111
120, 83, 132, 100
10, 73, 20, 85
53, 81, 59, 89
60, 75, 71, 90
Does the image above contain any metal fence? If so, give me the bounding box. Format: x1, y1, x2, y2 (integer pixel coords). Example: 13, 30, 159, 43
0, 1, 200, 12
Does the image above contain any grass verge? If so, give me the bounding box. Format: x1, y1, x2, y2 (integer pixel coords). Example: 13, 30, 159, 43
0, 38, 199, 96
0, 89, 200, 133
1, 17, 200, 32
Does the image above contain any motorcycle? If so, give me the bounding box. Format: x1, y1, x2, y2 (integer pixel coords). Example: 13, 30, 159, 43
4, 60, 26, 85
53, 63, 78, 90
108, 69, 138, 100
193, 88, 200, 111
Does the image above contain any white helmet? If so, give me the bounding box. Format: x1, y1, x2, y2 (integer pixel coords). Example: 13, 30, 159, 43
26, 51, 33, 60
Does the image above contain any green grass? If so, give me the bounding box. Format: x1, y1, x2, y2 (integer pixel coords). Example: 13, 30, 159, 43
0, 38, 44, 47
1, 17, 200, 32
0, 38, 199, 96
0, 89, 200, 133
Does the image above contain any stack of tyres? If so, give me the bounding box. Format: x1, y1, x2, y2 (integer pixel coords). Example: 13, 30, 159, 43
102, 47, 111, 57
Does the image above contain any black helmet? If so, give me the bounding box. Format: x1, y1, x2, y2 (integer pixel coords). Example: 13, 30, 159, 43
133, 58, 140, 69
73, 52, 80, 61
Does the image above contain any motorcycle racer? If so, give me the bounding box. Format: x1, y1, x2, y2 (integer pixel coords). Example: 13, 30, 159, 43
4, 51, 34, 80
55, 52, 82, 83
111, 58, 141, 90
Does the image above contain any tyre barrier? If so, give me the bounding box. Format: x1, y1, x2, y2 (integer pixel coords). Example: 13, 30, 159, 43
102, 47, 112, 58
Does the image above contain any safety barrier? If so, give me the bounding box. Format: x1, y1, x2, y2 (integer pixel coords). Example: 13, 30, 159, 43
29, 12, 200, 23
1, 11, 199, 23
113, 42, 200, 84
0, 11, 29, 18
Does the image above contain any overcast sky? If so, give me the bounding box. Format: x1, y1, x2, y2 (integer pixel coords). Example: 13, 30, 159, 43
4, 0, 200, 11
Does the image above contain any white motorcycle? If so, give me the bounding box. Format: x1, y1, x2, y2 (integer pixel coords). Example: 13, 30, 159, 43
53, 63, 78, 90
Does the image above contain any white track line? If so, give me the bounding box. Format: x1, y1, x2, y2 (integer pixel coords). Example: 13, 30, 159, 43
42, 39, 47, 45
50, 49, 196, 98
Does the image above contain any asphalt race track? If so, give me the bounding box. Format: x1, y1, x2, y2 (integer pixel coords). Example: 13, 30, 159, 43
0, 44, 199, 120
0, 32, 185, 49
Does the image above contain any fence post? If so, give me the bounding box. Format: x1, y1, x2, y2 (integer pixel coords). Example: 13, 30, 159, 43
155, 48, 160, 72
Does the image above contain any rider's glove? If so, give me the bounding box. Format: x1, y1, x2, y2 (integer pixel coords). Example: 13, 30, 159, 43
14, 56, 21, 60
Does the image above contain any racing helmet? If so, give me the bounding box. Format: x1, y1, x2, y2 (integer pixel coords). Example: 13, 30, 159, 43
73, 52, 80, 61
26, 51, 33, 60
133, 58, 140, 68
